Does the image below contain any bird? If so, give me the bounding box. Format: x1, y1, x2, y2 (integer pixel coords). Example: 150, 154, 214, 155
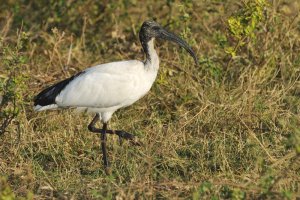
34, 20, 198, 174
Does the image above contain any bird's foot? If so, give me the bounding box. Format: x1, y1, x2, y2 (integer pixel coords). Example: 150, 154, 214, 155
114, 130, 142, 146
88, 127, 142, 146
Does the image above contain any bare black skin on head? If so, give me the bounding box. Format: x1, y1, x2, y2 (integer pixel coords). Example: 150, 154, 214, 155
139, 20, 199, 66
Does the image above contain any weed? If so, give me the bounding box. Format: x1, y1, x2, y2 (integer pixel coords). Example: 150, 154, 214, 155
225, 0, 268, 57
0, 31, 28, 135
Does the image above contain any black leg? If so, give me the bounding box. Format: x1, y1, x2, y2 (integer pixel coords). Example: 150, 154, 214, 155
101, 123, 110, 174
88, 114, 110, 174
87, 114, 141, 174
88, 114, 100, 132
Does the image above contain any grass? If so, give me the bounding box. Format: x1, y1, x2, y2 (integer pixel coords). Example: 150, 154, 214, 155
0, 0, 300, 199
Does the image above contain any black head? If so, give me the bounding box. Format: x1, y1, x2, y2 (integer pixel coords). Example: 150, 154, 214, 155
139, 20, 199, 66
139, 21, 162, 43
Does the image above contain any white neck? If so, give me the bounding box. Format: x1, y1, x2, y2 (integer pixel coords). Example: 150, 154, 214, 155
144, 39, 159, 71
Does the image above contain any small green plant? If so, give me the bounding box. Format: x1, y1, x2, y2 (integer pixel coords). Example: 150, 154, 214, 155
259, 170, 275, 196
220, 185, 246, 200
199, 56, 222, 83
280, 118, 300, 154
225, 0, 268, 57
0, 176, 15, 200
0, 31, 28, 135
193, 181, 217, 200
178, 2, 196, 46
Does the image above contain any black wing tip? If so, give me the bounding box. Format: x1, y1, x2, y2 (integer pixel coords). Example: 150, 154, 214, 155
33, 92, 48, 106
33, 71, 85, 107
33, 87, 56, 107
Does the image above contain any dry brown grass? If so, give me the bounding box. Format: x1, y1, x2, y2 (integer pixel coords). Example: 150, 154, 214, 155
0, 0, 299, 199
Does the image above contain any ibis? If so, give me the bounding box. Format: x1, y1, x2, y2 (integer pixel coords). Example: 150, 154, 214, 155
34, 20, 198, 173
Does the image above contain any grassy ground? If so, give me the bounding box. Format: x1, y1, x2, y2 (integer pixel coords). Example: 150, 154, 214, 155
0, 0, 299, 199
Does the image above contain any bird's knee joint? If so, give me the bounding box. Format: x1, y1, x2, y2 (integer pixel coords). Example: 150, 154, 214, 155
88, 124, 96, 132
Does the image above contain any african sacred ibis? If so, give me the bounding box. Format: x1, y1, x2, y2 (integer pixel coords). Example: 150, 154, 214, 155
34, 20, 198, 173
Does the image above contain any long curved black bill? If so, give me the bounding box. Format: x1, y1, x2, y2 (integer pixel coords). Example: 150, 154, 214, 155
158, 28, 199, 66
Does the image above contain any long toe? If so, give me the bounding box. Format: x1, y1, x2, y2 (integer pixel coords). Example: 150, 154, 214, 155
115, 130, 142, 146
129, 138, 142, 146
115, 130, 134, 140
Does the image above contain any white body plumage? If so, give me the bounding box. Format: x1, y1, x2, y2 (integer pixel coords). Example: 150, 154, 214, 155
34, 39, 159, 123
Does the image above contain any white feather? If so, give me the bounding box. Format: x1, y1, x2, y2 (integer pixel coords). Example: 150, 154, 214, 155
34, 104, 58, 111
35, 39, 159, 123
57, 60, 155, 105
